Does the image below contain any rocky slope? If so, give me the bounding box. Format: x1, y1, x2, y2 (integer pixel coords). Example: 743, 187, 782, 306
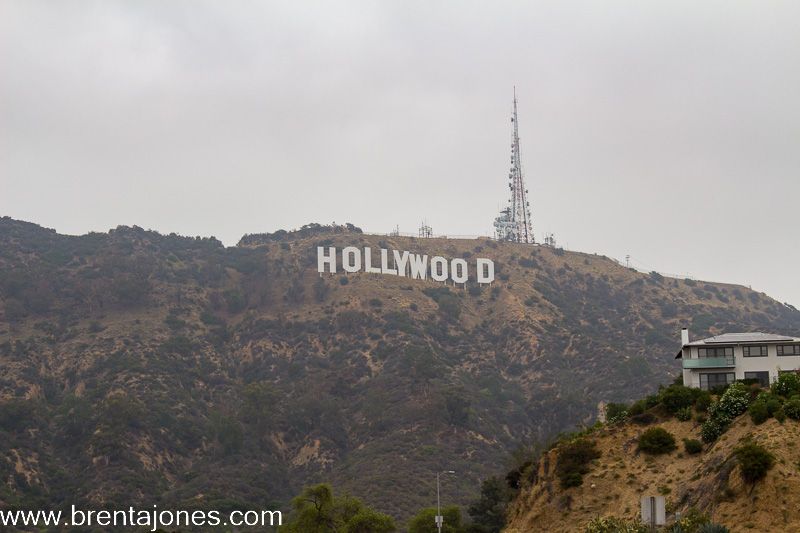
505, 411, 800, 532
1, 216, 799, 521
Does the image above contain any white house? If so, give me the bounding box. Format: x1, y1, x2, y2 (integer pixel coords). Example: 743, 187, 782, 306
676, 328, 800, 390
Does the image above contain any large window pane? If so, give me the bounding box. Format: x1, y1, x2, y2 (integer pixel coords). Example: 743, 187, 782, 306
778, 345, 800, 356
743, 345, 767, 357
744, 371, 770, 387
700, 372, 735, 390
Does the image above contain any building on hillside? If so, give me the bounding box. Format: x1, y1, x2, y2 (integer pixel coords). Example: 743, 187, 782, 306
676, 329, 800, 390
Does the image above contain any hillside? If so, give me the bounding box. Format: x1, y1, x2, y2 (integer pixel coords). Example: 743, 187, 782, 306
505, 384, 800, 532
1, 216, 799, 522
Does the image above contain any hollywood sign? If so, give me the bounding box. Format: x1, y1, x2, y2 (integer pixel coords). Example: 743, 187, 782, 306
317, 246, 495, 284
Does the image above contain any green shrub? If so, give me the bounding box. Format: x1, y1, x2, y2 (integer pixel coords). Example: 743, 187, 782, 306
766, 397, 782, 415
556, 439, 601, 489
676, 406, 693, 422
735, 442, 774, 484
748, 401, 769, 425
585, 516, 648, 533
774, 408, 787, 423
670, 508, 711, 532
701, 418, 726, 443
783, 399, 800, 420
683, 439, 703, 455
605, 403, 628, 424
772, 372, 800, 397
660, 385, 695, 414
562, 472, 584, 488
694, 390, 712, 412
637, 427, 676, 455
630, 412, 656, 425
716, 382, 750, 418
628, 400, 647, 417
644, 394, 661, 408
698, 524, 730, 533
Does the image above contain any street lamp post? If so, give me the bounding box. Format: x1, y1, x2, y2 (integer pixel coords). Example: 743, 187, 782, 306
435, 470, 456, 533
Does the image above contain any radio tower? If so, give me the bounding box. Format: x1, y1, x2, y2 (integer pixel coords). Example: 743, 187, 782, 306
494, 87, 534, 243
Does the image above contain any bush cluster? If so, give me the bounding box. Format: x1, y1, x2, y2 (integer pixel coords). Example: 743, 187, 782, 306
735, 442, 774, 485
604, 403, 628, 424
556, 439, 601, 489
748, 392, 783, 425
637, 427, 676, 455
585, 516, 648, 533
683, 438, 703, 455
772, 372, 800, 397
784, 399, 800, 420
667, 508, 728, 533
700, 418, 726, 444
660, 385, 696, 414
715, 382, 750, 419
701, 383, 754, 443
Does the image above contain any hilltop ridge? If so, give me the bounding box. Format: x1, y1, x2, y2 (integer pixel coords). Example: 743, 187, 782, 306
1, 217, 799, 521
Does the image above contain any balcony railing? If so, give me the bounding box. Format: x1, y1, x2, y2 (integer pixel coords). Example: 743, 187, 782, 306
682, 356, 736, 369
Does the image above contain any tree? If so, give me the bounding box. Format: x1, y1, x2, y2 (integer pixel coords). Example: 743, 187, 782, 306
281, 484, 395, 533
345, 509, 396, 533
444, 388, 471, 427
210, 412, 243, 455
240, 381, 280, 430
408, 506, 463, 533
466, 476, 511, 533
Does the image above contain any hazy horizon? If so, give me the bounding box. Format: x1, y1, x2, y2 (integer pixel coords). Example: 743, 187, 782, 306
2, 1, 799, 307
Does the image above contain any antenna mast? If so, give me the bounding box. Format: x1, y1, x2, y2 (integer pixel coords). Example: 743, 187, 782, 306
494, 87, 534, 243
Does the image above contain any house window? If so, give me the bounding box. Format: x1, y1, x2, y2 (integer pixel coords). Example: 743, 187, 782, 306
699, 372, 735, 390
742, 345, 768, 357
698, 347, 733, 358
744, 371, 770, 387
777, 345, 800, 356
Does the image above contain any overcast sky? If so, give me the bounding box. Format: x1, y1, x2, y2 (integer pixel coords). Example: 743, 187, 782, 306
1, 1, 799, 308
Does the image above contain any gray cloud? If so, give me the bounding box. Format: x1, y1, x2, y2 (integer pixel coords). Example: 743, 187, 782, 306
1, 0, 799, 306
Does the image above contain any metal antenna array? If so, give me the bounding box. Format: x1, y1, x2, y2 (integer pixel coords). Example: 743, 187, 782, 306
494, 87, 534, 243
419, 220, 433, 238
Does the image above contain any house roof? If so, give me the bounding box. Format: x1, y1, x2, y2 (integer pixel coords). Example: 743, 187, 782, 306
685, 332, 798, 346
675, 332, 800, 359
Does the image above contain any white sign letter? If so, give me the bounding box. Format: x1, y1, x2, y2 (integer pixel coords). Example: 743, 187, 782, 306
343, 246, 362, 273
451, 258, 468, 284
477, 258, 495, 284
431, 256, 448, 282
317, 246, 336, 274
393, 250, 410, 277
364, 247, 381, 273
409, 254, 428, 279
381, 249, 398, 275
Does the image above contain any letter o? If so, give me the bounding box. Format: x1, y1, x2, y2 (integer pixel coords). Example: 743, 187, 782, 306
431, 256, 448, 282
451, 258, 468, 284
342, 246, 362, 273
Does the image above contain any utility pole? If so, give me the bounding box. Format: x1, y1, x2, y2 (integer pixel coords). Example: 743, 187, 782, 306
435, 470, 456, 533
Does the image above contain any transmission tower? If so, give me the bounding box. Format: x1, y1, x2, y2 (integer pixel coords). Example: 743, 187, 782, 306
494, 88, 534, 243
419, 220, 433, 238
